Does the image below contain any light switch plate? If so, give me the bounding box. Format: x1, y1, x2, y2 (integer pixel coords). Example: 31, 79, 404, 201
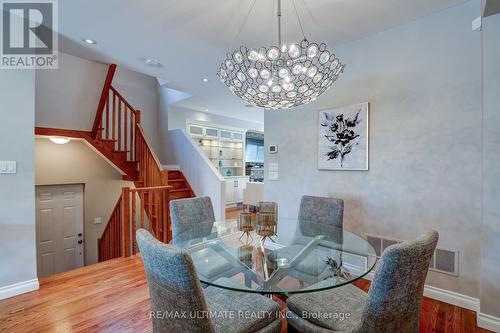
0, 161, 16, 174
93, 217, 102, 224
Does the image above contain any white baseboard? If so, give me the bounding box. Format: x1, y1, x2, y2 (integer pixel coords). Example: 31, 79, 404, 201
364, 272, 478, 311
363, 272, 500, 331
478, 312, 500, 333
0, 278, 39, 300
423, 285, 479, 311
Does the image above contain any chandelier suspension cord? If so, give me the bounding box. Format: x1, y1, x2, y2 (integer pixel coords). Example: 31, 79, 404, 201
232, 0, 258, 49
291, 0, 306, 41
277, 0, 282, 46
300, 0, 325, 42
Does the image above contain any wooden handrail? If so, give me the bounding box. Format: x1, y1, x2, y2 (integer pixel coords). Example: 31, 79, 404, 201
131, 185, 172, 192
92, 64, 116, 139
96, 65, 174, 262
136, 124, 167, 187
110, 86, 138, 116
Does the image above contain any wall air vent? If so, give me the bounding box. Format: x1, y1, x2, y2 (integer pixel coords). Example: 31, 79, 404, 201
431, 248, 458, 276
365, 234, 458, 276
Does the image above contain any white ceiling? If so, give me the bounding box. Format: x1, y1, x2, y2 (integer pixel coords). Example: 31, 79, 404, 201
57, 0, 466, 124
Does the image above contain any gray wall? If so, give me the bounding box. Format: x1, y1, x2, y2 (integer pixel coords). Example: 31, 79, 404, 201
480, 10, 500, 318
0, 70, 37, 290
265, 0, 483, 299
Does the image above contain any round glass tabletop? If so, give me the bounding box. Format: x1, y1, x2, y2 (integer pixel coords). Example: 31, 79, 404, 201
170, 218, 377, 295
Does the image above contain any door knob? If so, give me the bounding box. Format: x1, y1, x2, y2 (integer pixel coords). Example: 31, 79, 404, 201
78, 240, 83, 244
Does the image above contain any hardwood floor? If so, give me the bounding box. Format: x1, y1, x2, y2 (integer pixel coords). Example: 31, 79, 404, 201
226, 206, 246, 220
0, 256, 491, 333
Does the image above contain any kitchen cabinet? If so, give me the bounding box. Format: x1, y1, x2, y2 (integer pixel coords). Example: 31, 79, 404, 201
188, 122, 245, 177
225, 176, 248, 206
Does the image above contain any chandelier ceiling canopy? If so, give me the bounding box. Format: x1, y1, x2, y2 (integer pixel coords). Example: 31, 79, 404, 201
218, 0, 345, 110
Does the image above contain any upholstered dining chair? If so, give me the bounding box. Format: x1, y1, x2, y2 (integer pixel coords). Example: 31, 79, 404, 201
297, 195, 344, 229
170, 196, 215, 239
137, 229, 282, 333
271, 196, 345, 284
169, 196, 234, 282
286, 230, 439, 333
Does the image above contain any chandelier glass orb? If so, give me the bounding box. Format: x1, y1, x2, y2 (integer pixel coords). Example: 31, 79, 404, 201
217, 0, 345, 110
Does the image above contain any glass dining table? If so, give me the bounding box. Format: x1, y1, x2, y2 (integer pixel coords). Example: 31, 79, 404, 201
169, 218, 377, 296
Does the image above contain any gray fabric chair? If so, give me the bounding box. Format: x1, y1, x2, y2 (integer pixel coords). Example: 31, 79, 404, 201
170, 196, 216, 238
298, 195, 344, 229
273, 196, 345, 283
169, 196, 235, 281
286, 230, 439, 333
137, 229, 282, 333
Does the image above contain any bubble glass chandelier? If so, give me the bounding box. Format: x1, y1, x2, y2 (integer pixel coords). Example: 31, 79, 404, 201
218, 0, 345, 110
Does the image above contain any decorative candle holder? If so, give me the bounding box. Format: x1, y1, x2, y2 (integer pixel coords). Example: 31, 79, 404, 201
256, 212, 278, 243
258, 201, 278, 218
256, 201, 278, 243
238, 212, 254, 243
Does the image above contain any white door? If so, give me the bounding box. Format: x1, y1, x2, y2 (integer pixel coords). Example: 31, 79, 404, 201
35, 184, 84, 277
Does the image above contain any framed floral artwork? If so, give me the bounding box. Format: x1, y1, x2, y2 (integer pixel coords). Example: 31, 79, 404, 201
318, 102, 369, 171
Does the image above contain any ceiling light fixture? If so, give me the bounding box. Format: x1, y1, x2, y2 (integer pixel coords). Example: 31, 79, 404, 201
202, 78, 209, 82
49, 137, 70, 145
218, 0, 344, 110
83, 38, 97, 44
144, 58, 161, 67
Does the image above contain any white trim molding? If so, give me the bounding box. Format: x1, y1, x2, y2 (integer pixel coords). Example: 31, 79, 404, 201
478, 312, 500, 333
162, 164, 180, 170
0, 278, 39, 300
423, 285, 479, 312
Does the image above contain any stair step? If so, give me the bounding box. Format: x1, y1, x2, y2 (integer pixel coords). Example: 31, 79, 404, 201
167, 170, 182, 180
169, 188, 191, 193
168, 179, 188, 189
101, 139, 117, 143
168, 192, 193, 200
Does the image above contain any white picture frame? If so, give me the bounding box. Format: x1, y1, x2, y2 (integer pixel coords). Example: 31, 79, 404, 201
318, 102, 370, 171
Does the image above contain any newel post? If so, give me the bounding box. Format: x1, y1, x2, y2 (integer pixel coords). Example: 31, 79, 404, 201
122, 187, 131, 257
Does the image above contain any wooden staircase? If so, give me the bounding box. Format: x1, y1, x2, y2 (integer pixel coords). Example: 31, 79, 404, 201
167, 170, 195, 200
36, 64, 195, 262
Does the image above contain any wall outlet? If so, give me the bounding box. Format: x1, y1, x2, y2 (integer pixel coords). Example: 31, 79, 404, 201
0, 161, 16, 174
93, 217, 102, 224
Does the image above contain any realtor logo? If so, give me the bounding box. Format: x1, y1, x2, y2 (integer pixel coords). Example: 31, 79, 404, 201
1, 0, 58, 69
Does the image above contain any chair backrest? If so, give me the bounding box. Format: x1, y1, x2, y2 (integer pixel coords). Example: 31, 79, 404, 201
297, 195, 344, 228
137, 229, 216, 333
358, 230, 439, 333
170, 196, 215, 239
